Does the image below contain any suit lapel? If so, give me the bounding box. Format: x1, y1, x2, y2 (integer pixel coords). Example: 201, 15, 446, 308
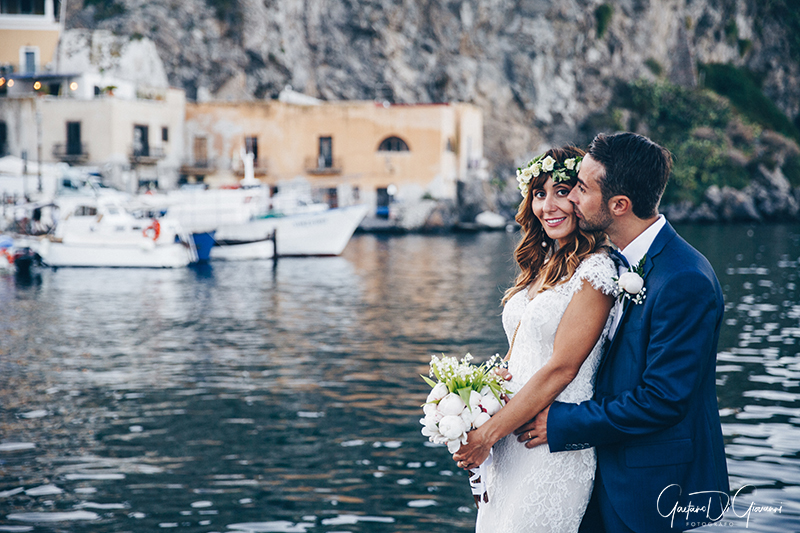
596, 221, 679, 378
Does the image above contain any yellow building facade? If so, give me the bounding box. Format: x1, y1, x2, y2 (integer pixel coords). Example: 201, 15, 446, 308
0, 0, 61, 76
183, 98, 483, 210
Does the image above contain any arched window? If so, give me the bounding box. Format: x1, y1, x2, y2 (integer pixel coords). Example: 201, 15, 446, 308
378, 136, 410, 152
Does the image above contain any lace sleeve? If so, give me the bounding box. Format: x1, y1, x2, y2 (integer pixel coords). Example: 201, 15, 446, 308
567, 253, 618, 297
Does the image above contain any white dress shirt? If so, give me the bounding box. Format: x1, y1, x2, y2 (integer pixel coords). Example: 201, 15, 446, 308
608, 215, 667, 338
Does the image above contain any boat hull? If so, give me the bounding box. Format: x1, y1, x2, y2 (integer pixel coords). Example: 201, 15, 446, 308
209, 239, 275, 261
214, 204, 369, 256
38, 240, 193, 268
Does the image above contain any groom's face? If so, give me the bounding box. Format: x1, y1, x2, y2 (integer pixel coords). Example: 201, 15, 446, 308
568, 155, 612, 232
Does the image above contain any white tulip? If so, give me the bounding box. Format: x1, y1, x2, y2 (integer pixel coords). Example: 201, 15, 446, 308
480, 394, 501, 416
422, 416, 438, 431
460, 407, 476, 428
438, 393, 467, 416
618, 272, 644, 294
468, 390, 482, 408
421, 425, 439, 439
447, 438, 464, 454
423, 402, 436, 417
426, 382, 449, 403
438, 415, 467, 441
473, 411, 491, 428
423, 404, 443, 423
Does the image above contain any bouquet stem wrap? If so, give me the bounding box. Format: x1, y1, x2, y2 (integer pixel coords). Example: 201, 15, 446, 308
420, 354, 509, 506
469, 450, 492, 506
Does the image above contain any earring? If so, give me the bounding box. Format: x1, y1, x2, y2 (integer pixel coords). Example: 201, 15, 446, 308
542, 240, 548, 247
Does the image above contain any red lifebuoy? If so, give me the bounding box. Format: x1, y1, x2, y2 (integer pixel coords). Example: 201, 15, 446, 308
2, 249, 13, 265
143, 219, 161, 241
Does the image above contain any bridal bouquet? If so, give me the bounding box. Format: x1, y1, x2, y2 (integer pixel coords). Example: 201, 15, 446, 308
420, 353, 510, 504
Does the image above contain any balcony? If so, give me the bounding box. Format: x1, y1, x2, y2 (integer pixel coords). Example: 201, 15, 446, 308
52, 143, 89, 164
304, 156, 342, 175
234, 158, 269, 177
129, 145, 165, 165
180, 159, 213, 176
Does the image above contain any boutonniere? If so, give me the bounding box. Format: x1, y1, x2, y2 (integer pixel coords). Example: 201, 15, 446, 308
614, 255, 646, 305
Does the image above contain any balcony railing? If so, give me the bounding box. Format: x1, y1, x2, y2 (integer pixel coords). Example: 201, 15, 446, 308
180, 159, 213, 176
129, 145, 165, 165
52, 143, 89, 164
304, 156, 342, 175
234, 158, 269, 177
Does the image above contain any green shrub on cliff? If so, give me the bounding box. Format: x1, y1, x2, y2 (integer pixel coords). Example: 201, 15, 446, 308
595, 4, 614, 39
699, 63, 800, 143
606, 79, 750, 204
583, 76, 800, 206
621, 79, 730, 137
668, 135, 750, 203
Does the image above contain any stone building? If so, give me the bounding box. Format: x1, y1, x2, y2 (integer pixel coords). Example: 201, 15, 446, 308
0, 26, 185, 191
183, 91, 484, 216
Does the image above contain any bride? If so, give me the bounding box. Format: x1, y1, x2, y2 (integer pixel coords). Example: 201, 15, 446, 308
453, 146, 617, 532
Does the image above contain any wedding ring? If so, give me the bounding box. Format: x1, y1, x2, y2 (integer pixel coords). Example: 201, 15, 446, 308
528, 431, 532, 440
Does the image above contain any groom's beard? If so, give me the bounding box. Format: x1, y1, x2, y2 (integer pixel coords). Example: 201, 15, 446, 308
576, 205, 613, 232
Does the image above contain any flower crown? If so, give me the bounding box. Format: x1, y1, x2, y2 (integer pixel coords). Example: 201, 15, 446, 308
516, 153, 583, 197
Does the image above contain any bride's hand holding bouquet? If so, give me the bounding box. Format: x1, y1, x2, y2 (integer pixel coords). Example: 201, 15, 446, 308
420, 353, 511, 504
451, 365, 513, 469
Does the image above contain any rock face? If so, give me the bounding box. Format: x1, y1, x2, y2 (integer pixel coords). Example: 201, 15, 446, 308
58, 29, 170, 89
662, 167, 800, 222
66, 0, 800, 172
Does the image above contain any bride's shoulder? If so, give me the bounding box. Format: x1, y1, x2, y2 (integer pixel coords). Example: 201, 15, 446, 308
577, 251, 616, 273
573, 251, 617, 295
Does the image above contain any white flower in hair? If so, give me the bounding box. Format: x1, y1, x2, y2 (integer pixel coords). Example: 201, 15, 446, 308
515, 152, 583, 196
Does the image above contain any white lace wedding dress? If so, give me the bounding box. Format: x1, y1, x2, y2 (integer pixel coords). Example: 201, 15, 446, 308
475, 253, 617, 533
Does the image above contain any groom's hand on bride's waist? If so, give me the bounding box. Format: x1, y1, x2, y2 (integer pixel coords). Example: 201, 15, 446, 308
514, 405, 549, 448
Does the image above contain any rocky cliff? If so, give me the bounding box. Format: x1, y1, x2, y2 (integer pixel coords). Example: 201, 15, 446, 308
66, 0, 800, 222
67, 0, 798, 163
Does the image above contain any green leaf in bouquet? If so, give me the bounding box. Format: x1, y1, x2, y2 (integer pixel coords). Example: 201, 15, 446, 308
488, 381, 505, 404
421, 374, 438, 389
457, 386, 474, 411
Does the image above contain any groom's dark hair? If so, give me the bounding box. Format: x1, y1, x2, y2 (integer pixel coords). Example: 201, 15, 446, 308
588, 132, 672, 219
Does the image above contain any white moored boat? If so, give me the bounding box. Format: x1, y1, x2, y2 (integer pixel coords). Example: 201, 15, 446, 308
143, 151, 367, 259
38, 199, 195, 268
214, 203, 369, 257
209, 237, 275, 261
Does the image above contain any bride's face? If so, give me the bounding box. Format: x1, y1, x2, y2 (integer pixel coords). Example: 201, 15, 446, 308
531, 178, 578, 246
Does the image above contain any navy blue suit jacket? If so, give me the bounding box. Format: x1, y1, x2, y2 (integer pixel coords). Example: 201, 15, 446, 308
548, 222, 729, 532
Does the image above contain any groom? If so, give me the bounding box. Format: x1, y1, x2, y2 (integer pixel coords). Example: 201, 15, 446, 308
518, 132, 729, 532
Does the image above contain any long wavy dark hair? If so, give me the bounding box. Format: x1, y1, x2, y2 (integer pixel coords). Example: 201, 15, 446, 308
503, 146, 609, 304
